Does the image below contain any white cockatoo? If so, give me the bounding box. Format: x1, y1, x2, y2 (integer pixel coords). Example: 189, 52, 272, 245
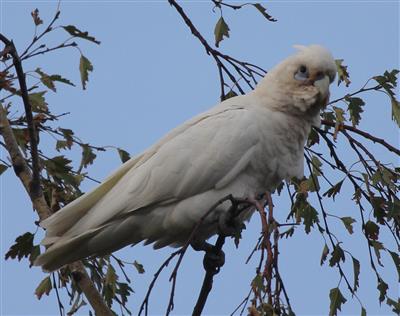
35, 45, 336, 272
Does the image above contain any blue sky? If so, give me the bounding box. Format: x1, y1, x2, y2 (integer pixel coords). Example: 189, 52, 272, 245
1, 1, 399, 315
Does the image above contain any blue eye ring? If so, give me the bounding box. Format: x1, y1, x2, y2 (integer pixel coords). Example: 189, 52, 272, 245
294, 65, 309, 81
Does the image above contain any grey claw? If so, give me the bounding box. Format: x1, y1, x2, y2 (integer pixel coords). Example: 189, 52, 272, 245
218, 211, 244, 237
203, 248, 225, 273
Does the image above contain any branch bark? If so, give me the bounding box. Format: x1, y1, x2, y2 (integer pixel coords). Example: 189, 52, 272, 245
321, 119, 400, 156
0, 34, 41, 199
0, 34, 113, 316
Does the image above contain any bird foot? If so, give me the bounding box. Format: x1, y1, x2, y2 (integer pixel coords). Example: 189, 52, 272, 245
191, 240, 225, 273
218, 211, 245, 238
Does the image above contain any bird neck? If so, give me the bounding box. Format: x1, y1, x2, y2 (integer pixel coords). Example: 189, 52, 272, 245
252, 77, 323, 128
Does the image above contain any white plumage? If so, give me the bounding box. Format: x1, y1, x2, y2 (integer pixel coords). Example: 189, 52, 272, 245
35, 45, 336, 272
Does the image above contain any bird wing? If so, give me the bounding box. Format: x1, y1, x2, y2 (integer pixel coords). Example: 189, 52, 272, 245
41, 96, 262, 241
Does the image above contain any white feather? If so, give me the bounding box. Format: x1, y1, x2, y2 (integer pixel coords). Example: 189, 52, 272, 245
35, 45, 337, 272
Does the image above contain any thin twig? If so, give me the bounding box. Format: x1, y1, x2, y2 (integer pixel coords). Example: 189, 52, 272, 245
137, 250, 180, 316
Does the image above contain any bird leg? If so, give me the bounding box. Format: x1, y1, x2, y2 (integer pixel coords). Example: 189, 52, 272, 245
217, 210, 245, 238
190, 196, 248, 272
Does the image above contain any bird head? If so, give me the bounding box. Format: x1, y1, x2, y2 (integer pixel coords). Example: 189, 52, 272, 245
256, 45, 337, 123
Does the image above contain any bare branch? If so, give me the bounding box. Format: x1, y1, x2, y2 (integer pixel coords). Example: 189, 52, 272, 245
168, 0, 266, 100
321, 119, 400, 156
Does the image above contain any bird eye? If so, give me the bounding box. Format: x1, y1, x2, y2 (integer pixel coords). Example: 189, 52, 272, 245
294, 65, 309, 81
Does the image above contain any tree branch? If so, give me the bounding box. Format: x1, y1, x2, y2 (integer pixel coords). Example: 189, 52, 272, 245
0, 32, 113, 316
0, 33, 42, 199
192, 234, 225, 316
0, 105, 52, 219
168, 0, 265, 100
321, 119, 400, 156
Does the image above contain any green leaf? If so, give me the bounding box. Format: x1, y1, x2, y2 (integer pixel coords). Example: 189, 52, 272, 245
333, 106, 345, 140
103, 263, 117, 307
364, 220, 379, 240
311, 156, 322, 176
388, 250, 400, 282
391, 97, 400, 127
329, 287, 347, 316
56, 140, 69, 151
80, 144, 97, 169
322, 111, 335, 124
35, 276, 52, 300
280, 226, 295, 239
0, 163, 8, 175
252, 3, 277, 21
5, 232, 34, 261
333, 106, 345, 123
79, 55, 94, 90
373, 69, 400, 126
306, 175, 320, 192
374, 69, 399, 98
63, 25, 100, 44
133, 260, 145, 274
117, 148, 130, 163
361, 307, 366, 316
29, 245, 41, 267
388, 195, 400, 221
48, 74, 74, 87
214, 17, 230, 47
377, 279, 388, 303
43, 155, 73, 176
346, 96, 365, 126
371, 196, 386, 224
251, 273, 264, 294
341, 217, 356, 234
387, 297, 400, 314
116, 282, 134, 307
31, 8, 43, 26
58, 128, 74, 148
320, 243, 329, 266
352, 256, 360, 291
105, 263, 117, 285
370, 240, 384, 266
323, 180, 344, 200
291, 193, 319, 233
384, 69, 399, 85
28, 91, 48, 112
329, 244, 345, 267
302, 203, 319, 233
307, 128, 320, 147
37, 70, 55, 92
223, 90, 237, 100
335, 59, 351, 87
35, 68, 75, 92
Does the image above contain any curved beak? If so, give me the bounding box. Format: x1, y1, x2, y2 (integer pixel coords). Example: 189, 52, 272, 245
313, 75, 330, 100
